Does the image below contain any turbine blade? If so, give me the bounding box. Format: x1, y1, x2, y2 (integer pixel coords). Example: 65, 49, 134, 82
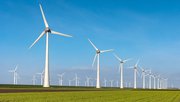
92, 54, 97, 67
39, 4, 49, 27
113, 53, 122, 62
135, 59, 140, 67
88, 39, 98, 50
14, 65, 18, 71
9, 70, 13, 72
51, 30, 72, 37
29, 31, 45, 49
124, 58, 132, 63
36, 73, 41, 75
127, 66, 134, 69
101, 49, 114, 53
136, 69, 140, 76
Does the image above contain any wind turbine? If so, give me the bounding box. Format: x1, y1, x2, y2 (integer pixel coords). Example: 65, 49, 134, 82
29, 4, 72, 88
86, 76, 91, 87
116, 80, 119, 87
110, 80, 114, 87
68, 79, 73, 86
32, 75, 36, 85
129, 60, 140, 89
140, 67, 147, 89
88, 39, 113, 88
164, 78, 168, 89
74, 74, 80, 86
103, 79, 107, 87
152, 74, 156, 89
9, 65, 18, 85
147, 69, 152, 89
157, 74, 161, 89
36, 70, 44, 85
57, 73, 65, 86
114, 54, 131, 89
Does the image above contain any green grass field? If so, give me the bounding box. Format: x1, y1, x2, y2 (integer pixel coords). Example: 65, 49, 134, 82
0, 85, 180, 102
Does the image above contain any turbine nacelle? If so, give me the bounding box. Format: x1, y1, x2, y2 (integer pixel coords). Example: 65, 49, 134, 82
120, 61, 124, 63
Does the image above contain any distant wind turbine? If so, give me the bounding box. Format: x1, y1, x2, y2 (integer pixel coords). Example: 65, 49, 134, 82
57, 73, 65, 86
9, 65, 18, 85
103, 79, 107, 87
140, 67, 147, 89
129, 60, 140, 89
147, 69, 152, 89
157, 74, 161, 89
74, 74, 80, 86
110, 80, 114, 87
114, 54, 131, 89
36, 70, 44, 85
29, 4, 72, 88
152, 74, 156, 89
32, 75, 36, 85
116, 80, 119, 87
88, 39, 113, 88
68, 79, 73, 86
86, 76, 91, 87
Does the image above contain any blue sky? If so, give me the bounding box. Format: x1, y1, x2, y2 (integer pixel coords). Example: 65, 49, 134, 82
0, 0, 180, 87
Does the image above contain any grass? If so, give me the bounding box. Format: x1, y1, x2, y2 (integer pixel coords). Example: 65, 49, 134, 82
0, 85, 180, 102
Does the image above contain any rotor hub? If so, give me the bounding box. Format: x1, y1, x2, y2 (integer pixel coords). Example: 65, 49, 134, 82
96, 50, 100, 54
45, 27, 51, 33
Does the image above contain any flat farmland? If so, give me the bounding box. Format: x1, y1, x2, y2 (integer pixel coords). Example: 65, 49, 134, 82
0, 88, 180, 102
0, 86, 179, 102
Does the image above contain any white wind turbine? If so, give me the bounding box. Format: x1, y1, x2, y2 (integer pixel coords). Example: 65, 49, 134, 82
74, 74, 80, 86
88, 39, 113, 88
103, 79, 107, 87
68, 79, 73, 86
152, 74, 156, 89
129, 60, 140, 89
110, 80, 114, 87
9, 65, 18, 85
140, 67, 147, 89
57, 73, 65, 86
164, 78, 168, 89
114, 54, 131, 89
29, 4, 72, 88
32, 75, 36, 85
86, 76, 91, 87
157, 74, 161, 89
147, 69, 152, 89
116, 80, 119, 87
36, 70, 44, 85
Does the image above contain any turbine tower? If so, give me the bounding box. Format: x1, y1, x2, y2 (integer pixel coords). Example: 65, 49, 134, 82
129, 60, 139, 89
88, 39, 113, 88
9, 65, 18, 85
29, 4, 72, 87
157, 74, 160, 89
114, 54, 131, 89
57, 73, 65, 86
